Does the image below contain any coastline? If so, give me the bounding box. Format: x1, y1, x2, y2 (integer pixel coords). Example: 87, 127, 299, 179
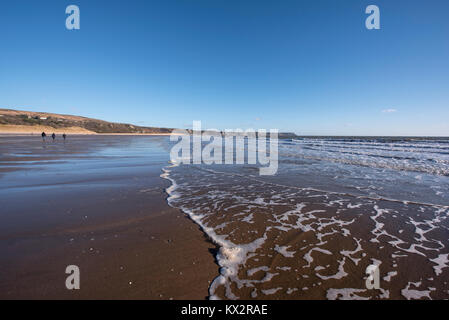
0, 124, 95, 135
0, 125, 176, 136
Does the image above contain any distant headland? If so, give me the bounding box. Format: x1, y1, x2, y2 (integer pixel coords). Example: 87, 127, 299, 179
0, 108, 174, 135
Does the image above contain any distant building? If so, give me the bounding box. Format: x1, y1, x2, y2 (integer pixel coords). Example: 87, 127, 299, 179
39, 117, 47, 120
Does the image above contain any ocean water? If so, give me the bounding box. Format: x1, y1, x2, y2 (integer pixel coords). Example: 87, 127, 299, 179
163, 137, 449, 300
2, 135, 448, 299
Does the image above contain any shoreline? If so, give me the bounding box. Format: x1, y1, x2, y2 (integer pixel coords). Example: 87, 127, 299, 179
0, 132, 176, 136
161, 163, 222, 299
0, 132, 177, 136
0, 124, 177, 135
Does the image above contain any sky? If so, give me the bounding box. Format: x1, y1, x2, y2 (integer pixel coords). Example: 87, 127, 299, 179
0, 0, 448, 136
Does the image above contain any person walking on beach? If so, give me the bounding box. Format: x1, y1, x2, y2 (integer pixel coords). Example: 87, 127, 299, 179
52, 133, 56, 141
41, 132, 46, 142
62, 133, 66, 140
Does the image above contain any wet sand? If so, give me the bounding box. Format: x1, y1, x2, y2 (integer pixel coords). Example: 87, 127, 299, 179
165, 162, 449, 300
0, 135, 218, 299
2, 135, 448, 300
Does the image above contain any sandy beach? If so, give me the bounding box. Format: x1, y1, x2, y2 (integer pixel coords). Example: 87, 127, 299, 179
0, 135, 217, 299
0, 125, 95, 135
0, 125, 177, 135
1, 135, 448, 300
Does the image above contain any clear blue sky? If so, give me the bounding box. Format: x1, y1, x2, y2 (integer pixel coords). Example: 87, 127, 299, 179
0, 0, 448, 136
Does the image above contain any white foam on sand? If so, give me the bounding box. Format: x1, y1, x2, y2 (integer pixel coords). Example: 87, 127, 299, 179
286, 288, 298, 294
162, 162, 269, 300
340, 238, 362, 265
430, 253, 449, 276
161, 157, 449, 300
316, 258, 348, 280
247, 266, 270, 276
303, 247, 332, 268
274, 245, 295, 258
401, 282, 435, 300
326, 288, 369, 300
261, 287, 282, 295
383, 271, 398, 282
242, 213, 255, 224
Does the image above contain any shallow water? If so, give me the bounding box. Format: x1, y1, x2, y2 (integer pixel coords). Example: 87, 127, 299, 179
164, 137, 449, 299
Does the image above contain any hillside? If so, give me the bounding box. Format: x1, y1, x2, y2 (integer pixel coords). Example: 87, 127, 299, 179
0, 109, 173, 134
0, 108, 300, 138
